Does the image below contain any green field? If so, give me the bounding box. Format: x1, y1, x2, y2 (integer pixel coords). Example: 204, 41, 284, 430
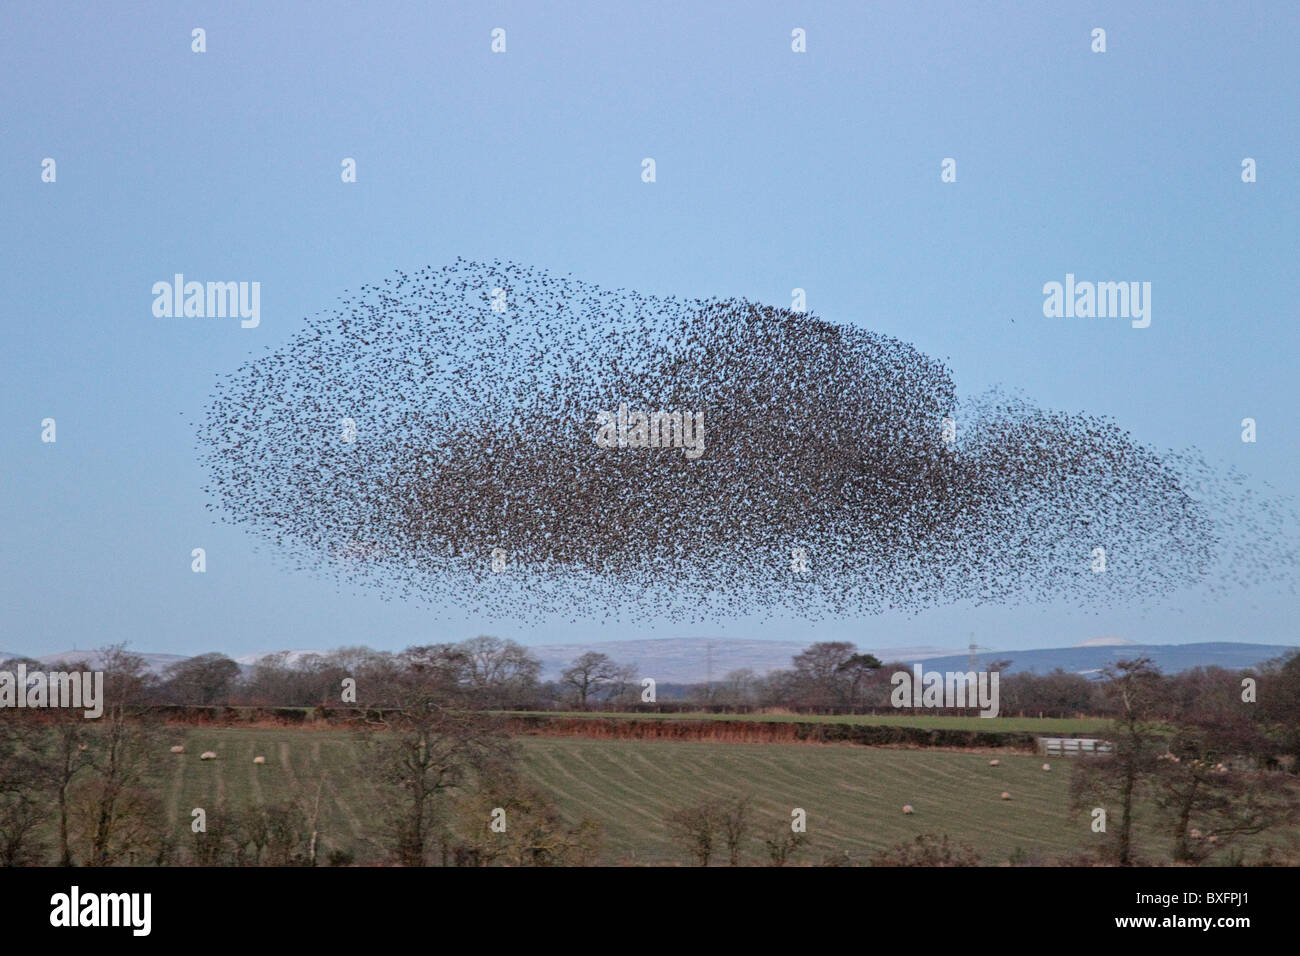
133, 726, 1276, 865
503, 711, 1115, 734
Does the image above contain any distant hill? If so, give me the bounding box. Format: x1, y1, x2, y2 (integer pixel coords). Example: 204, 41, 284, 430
919, 642, 1297, 678
232, 650, 325, 668
1071, 635, 1137, 647
28, 649, 191, 675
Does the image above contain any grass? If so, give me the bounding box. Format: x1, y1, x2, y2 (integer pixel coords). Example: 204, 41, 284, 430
517, 736, 1088, 864
133, 725, 1273, 865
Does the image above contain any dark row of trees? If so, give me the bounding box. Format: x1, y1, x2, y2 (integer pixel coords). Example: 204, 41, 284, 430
9, 639, 635, 712
8, 638, 1299, 735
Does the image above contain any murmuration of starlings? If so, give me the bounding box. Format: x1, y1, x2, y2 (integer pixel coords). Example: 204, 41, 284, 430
196, 259, 1297, 623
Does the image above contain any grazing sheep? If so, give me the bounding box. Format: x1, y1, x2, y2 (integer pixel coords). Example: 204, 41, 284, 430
169, 745, 185, 754
1000, 791, 1011, 800
902, 805, 914, 814
253, 755, 266, 764
199, 751, 217, 761
1042, 763, 1051, 772
1189, 828, 1202, 839
988, 759, 1000, 766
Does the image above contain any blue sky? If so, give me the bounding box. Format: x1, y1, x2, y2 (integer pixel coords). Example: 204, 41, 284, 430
3, 1, 1298, 659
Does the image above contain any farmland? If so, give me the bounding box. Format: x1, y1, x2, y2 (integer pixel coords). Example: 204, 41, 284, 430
137, 726, 1261, 865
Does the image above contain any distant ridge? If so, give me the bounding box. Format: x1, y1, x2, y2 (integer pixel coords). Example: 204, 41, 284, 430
921, 642, 1296, 678
1071, 635, 1137, 647
232, 650, 327, 667
26, 649, 190, 675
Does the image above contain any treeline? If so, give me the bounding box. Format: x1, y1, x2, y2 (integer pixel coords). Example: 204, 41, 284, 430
7, 638, 1300, 730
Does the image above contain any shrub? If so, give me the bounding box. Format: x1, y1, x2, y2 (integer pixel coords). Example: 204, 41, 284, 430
870, 832, 979, 867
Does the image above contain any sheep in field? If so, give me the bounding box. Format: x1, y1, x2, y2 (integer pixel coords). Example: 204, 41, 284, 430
169, 745, 184, 754
1042, 763, 1051, 772
1000, 791, 1011, 800
253, 756, 266, 764
902, 805, 914, 814
988, 759, 999, 766
199, 751, 217, 760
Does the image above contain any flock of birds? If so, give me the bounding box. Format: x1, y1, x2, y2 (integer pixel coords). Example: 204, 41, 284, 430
196, 259, 1297, 622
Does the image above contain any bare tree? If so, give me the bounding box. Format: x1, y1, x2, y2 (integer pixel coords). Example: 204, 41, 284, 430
242, 652, 297, 706
457, 636, 542, 708
364, 660, 515, 866
764, 828, 808, 867
1153, 710, 1297, 863
836, 653, 883, 708
666, 799, 720, 866
0, 792, 46, 866
162, 653, 241, 706
74, 645, 168, 866
444, 780, 602, 866
305, 775, 325, 866
791, 641, 857, 707
48, 715, 91, 866
560, 652, 624, 710
0, 714, 48, 865
190, 802, 236, 865
1258, 650, 1300, 772
263, 800, 313, 866
1070, 657, 1165, 865
1, 654, 96, 865
870, 833, 979, 867
69, 780, 168, 866
718, 668, 758, 705
720, 794, 753, 865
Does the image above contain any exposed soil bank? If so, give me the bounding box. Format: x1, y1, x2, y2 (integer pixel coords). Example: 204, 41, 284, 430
10, 706, 1041, 749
